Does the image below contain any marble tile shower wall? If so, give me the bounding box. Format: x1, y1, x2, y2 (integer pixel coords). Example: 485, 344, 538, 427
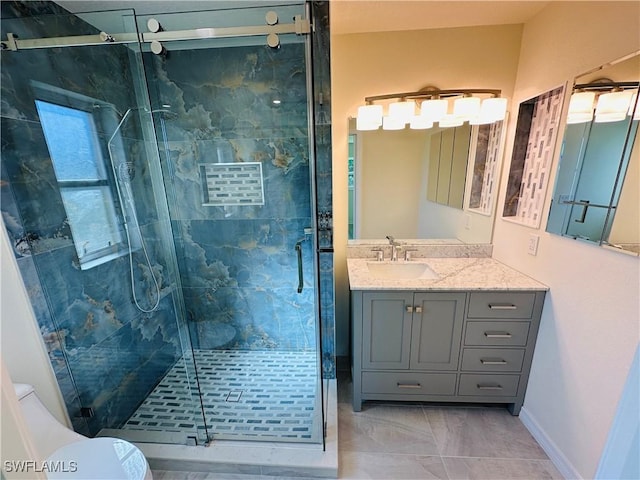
1, 2, 183, 435
142, 26, 335, 373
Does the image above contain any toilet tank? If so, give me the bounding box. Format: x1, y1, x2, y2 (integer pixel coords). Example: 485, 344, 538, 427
14, 383, 84, 460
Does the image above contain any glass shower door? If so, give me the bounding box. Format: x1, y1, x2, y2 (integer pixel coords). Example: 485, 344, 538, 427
0, 8, 207, 445
138, 2, 324, 443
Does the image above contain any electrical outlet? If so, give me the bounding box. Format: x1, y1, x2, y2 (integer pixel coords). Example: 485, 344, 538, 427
464, 214, 472, 230
528, 234, 540, 256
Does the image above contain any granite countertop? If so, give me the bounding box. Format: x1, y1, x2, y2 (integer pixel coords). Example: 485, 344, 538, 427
347, 257, 548, 291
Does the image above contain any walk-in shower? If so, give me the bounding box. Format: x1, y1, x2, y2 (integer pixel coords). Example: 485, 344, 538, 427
0, 0, 334, 460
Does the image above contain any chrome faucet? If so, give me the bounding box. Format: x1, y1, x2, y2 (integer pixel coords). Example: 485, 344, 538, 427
386, 235, 402, 261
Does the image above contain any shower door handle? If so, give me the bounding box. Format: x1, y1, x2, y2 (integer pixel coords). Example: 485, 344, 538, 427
295, 241, 303, 293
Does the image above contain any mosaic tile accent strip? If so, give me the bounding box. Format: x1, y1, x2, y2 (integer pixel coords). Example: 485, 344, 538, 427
504, 86, 565, 227
122, 349, 319, 441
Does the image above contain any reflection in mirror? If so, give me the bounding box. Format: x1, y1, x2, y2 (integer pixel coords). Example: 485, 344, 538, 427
547, 53, 639, 255
468, 120, 506, 216
347, 117, 507, 243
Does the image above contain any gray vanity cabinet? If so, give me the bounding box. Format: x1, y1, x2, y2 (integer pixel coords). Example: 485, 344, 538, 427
361, 292, 465, 370
351, 289, 546, 415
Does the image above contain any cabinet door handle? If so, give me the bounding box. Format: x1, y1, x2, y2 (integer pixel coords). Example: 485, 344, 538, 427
406, 305, 414, 313
414, 306, 423, 313
484, 332, 512, 338
488, 304, 517, 310
397, 383, 422, 389
477, 384, 503, 390
480, 358, 508, 365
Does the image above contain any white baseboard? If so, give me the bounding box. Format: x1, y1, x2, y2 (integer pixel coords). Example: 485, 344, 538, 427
519, 406, 583, 480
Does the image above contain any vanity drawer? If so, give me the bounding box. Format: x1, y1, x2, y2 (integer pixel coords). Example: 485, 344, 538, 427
467, 292, 536, 319
458, 374, 520, 397
362, 371, 457, 395
465, 321, 530, 346
461, 348, 525, 372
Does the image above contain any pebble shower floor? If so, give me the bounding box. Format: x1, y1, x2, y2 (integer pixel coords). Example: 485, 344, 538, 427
123, 349, 319, 441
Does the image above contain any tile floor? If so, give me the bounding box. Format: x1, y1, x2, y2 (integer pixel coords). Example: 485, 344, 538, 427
152, 367, 563, 479
124, 350, 318, 441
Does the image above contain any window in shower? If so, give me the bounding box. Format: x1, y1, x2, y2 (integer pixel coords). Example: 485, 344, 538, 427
35, 98, 124, 269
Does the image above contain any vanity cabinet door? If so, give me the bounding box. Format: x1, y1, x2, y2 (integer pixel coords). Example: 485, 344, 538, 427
410, 292, 465, 370
362, 291, 413, 370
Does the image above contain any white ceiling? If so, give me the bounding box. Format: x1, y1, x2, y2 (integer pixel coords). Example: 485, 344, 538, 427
54, 1, 550, 34
329, 1, 550, 35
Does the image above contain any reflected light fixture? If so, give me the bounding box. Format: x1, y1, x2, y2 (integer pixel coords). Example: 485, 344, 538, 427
355, 86, 507, 131
566, 91, 596, 124
628, 92, 640, 120
595, 89, 634, 123
567, 80, 639, 124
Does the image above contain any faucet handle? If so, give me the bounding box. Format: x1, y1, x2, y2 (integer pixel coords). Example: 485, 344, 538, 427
371, 247, 384, 261
404, 249, 418, 261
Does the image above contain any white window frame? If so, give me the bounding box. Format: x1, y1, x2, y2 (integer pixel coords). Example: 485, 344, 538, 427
33, 83, 129, 270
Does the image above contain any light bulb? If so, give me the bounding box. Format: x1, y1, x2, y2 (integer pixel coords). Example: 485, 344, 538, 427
356, 104, 383, 129
420, 99, 448, 122
388, 101, 415, 124
453, 96, 481, 122
409, 116, 433, 130
438, 114, 463, 128
566, 91, 595, 124
627, 92, 639, 120
382, 115, 405, 130
595, 90, 633, 123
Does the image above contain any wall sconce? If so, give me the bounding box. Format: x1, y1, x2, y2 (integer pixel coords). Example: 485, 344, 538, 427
567, 80, 639, 124
355, 86, 507, 131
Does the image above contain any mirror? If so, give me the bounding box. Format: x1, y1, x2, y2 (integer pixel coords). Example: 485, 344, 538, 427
347, 117, 507, 243
547, 53, 639, 255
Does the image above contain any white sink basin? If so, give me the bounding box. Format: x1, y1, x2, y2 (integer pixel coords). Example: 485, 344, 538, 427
366, 262, 439, 280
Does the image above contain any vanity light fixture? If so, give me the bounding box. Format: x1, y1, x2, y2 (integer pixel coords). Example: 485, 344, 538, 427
382, 115, 406, 130
355, 86, 507, 131
409, 116, 434, 130
356, 104, 383, 130
452, 95, 481, 122
567, 81, 639, 124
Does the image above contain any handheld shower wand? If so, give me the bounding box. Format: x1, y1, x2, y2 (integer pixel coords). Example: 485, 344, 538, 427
107, 107, 161, 313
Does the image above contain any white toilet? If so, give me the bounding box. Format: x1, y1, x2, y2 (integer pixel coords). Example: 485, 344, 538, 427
14, 383, 153, 480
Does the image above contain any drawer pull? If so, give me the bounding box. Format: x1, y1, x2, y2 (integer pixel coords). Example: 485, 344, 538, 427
488, 304, 517, 310
480, 358, 508, 365
484, 331, 512, 338
397, 383, 422, 389
406, 305, 414, 313
414, 306, 423, 313
477, 384, 503, 390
